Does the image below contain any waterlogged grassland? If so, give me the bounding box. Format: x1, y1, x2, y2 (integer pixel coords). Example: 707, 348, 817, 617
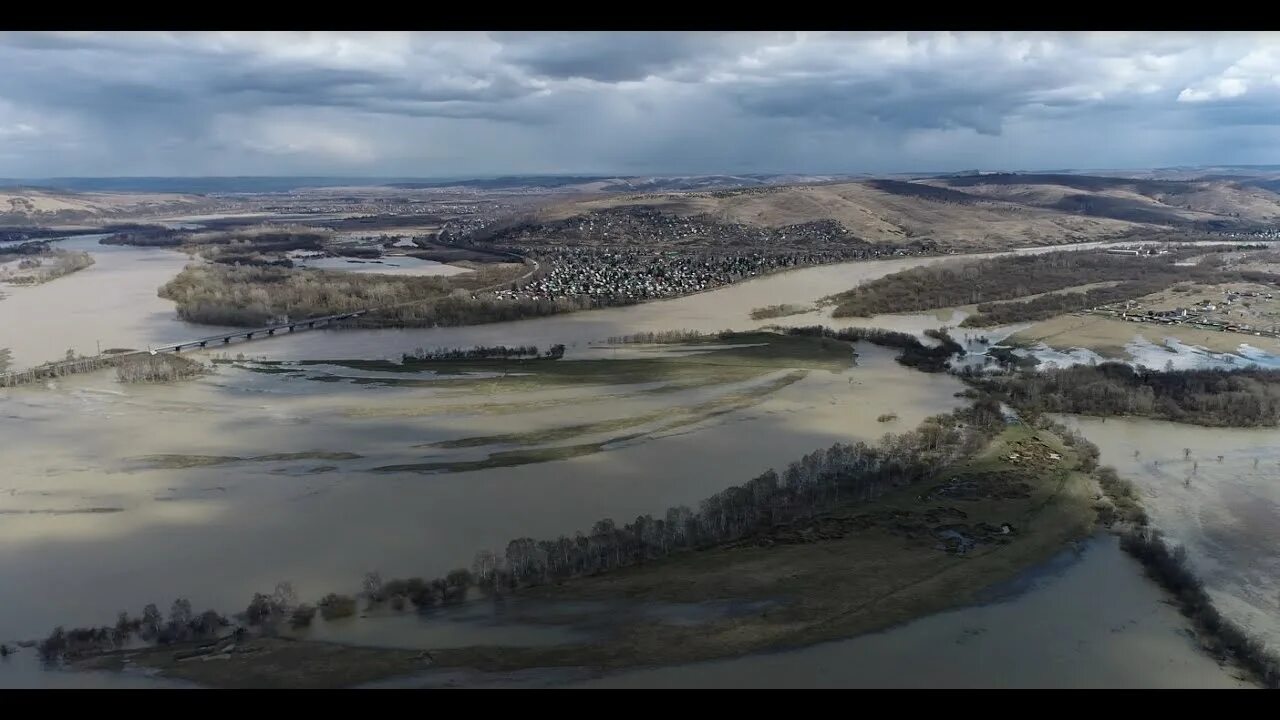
375, 370, 810, 474
87, 426, 1098, 687
338, 378, 744, 420
128, 451, 364, 470
425, 371, 810, 450
234, 332, 853, 394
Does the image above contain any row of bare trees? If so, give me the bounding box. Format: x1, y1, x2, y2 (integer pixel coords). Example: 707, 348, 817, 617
457, 399, 1006, 593
404, 344, 565, 362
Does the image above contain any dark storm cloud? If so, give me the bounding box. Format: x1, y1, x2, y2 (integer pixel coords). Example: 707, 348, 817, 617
0, 31, 1276, 176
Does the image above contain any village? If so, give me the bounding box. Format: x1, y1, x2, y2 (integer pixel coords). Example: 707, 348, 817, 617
1084, 284, 1280, 339
489, 243, 932, 304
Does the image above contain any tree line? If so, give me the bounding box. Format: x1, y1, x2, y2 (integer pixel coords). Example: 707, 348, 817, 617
403, 344, 566, 362
158, 262, 526, 327
968, 362, 1280, 427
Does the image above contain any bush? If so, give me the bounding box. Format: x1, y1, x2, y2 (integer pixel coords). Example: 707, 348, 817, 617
290, 604, 318, 628
318, 594, 357, 621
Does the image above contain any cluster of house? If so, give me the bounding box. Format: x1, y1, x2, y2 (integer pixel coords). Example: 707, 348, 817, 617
487, 244, 920, 304
1094, 288, 1277, 335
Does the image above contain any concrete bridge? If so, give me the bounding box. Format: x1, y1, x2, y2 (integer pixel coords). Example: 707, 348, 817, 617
1, 248, 541, 386
152, 311, 367, 354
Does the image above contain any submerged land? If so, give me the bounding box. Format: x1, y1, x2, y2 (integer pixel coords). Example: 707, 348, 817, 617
70, 414, 1102, 688
4, 170, 1280, 688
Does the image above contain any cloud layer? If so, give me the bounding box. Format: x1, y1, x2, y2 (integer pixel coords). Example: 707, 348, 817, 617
1, 31, 1278, 177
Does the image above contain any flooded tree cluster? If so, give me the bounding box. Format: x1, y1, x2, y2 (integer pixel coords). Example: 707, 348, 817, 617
0, 242, 95, 286
403, 344, 566, 362
38, 600, 229, 664
780, 325, 965, 373
114, 354, 209, 384
1121, 526, 1279, 687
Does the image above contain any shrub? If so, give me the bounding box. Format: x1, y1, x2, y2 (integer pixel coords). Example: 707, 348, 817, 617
318, 594, 357, 621
290, 604, 318, 628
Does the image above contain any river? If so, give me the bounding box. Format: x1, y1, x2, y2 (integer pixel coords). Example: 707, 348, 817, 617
0, 236, 1256, 687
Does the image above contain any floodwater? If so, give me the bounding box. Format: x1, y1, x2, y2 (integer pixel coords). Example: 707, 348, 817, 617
0, 235, 239, 369
0, 652, 200, 689
0, 236, 1250, 687
0, 344, 965, 652
565, 536, 1251, 688
1060, 415, 1280, 652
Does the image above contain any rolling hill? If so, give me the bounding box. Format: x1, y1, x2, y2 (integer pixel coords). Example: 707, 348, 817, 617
0, 188, 210, 227
524, 174, 1280, 250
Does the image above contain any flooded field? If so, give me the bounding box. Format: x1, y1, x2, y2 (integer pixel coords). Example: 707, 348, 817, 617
565, 536, 1251, 688
1061, 415, 1280, 653
1, 236, 1261, 687
0, 340, 965, 650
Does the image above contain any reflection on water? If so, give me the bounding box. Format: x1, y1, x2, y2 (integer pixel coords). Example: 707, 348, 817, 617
299, 596, 776, 653
1061, 415, 1280, 652
566, 536, 1250, 688
0, 652, 198, 689
0, 345, 964, 651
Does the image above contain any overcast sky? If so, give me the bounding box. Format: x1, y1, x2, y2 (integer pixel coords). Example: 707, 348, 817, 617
1, 31, 1278, 178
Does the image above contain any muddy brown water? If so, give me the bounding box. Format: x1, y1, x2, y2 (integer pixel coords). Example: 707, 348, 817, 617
1059, 415, 1280, 653
560, 536, 1251, 689
0, 236, 1254, 687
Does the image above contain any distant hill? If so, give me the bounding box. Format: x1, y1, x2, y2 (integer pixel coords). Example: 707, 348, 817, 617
0, 188, 208, 226
918, 173, 1280, 230
527, 174, 1280, 250
385, 174, 861, 193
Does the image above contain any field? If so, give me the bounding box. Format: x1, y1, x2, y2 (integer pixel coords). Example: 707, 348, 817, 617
1009, 303, 1280, 359
0, 189, 209, 226
71, 425, 1099, 687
